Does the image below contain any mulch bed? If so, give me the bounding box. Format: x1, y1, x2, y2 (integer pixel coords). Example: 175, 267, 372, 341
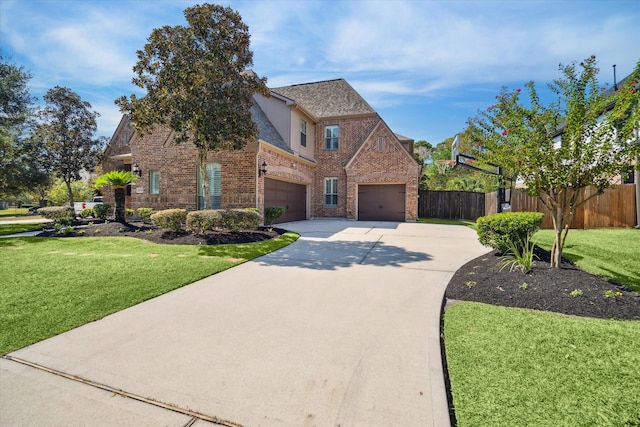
446, 247, 640, 320
37, 220, 287, 245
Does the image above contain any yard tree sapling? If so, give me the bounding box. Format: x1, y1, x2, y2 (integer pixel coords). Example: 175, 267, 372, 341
469, 56, 640, 267
116, 3, 269, 209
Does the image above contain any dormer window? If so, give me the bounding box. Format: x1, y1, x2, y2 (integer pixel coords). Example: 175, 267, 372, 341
300, 119, 307, 147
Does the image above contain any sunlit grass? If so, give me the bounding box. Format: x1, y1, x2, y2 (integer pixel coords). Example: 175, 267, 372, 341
445, 302, 640, 427
0, 232, 298, 354
532, 228, 640, 291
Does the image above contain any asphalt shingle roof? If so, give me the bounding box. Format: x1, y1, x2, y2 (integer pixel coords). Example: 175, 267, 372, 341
271, 79, 376, 119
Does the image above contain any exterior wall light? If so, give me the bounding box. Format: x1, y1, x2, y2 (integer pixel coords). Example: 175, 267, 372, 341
132, 163, 142, 177
258, 161, 267, 177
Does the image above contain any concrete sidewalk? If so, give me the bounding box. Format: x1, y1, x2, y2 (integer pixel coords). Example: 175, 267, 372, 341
1, 220, 489, 426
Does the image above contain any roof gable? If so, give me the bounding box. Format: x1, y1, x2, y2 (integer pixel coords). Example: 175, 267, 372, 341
271, 79, 376, 119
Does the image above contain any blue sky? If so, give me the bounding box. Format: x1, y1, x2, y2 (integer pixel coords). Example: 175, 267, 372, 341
1, 0, 638, 144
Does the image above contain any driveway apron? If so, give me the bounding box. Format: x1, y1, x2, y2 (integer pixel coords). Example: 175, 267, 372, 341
1, 221, 489, 426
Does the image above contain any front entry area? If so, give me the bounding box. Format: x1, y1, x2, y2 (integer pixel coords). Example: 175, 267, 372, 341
264, 178, 307, 224
357, 184, 406, 221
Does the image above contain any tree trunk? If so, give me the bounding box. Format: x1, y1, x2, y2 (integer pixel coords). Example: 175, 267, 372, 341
65, 179, 74, 210
199, 147, 210, 210
114, 187, 126, 223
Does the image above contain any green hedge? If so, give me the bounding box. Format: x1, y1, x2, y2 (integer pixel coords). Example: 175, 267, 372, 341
186, 208, 262, 233
150, 209, 187, 232
476, 212, 544, 253
186, 210, 222, 234
264, 206, 286, 227
136, 207, 155, 223
92, 204, 111, 220
38, 206, 74, 221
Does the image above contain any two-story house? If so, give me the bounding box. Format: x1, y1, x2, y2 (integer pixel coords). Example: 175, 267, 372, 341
101, 79, 421, 224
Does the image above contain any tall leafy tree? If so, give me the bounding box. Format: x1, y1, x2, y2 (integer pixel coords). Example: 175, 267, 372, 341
33, 86, 105, 207
0, 55, 48, 199
116, 3, 268, 209
469, 56, 640, 267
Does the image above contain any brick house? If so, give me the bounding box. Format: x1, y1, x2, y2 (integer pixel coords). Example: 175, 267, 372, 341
101, 79, 421, 223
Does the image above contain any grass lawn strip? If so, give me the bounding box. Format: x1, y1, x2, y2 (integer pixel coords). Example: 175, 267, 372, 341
0, 233, 298, 355
445, 302, 640, 427
0, 223, 44, 235
533, 228, 640, 291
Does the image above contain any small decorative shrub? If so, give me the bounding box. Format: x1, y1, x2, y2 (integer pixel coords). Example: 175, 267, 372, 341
219, 209, 262, 231
79, 208, 94, 218
570, 289, 583, 297
38, 206, 74, 220
476, 212, 544, 253
497, 232, 539, 273
136, 207, 155, 223
264, 206, 286, 227
125, 208, 134, 217
186, 210, 222, 234
92, 203, 111, 220
150, 209, 187, 232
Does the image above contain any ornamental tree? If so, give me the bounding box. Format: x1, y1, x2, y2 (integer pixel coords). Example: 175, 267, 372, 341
116, 3, 268, 209
95, 170, 138, 223
469, 56, 640, 268
32, 86, 105, 208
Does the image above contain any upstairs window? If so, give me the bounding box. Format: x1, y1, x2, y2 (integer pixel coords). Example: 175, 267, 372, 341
324, 177, 338, 206
377, 137, 385, 152
324, 125, 339, 150
300, 119, 307, 147
149, 171, 160, 194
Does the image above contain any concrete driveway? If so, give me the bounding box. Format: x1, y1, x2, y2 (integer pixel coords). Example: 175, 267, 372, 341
1, 220, 489, 427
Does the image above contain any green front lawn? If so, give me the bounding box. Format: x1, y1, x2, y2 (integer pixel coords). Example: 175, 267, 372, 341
445, 302, 640, 427
0, 233, 298, 354
532, 228, 640, 291
0, 223, 44, 235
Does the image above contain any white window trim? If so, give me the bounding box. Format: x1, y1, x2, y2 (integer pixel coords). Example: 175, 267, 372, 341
324, 177, 338, 206
324, 125, 339, 151
149, 170, 160, 194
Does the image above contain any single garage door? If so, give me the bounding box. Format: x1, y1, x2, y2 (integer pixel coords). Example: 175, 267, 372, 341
358, 184, 406, 221
264, 179, 307, 224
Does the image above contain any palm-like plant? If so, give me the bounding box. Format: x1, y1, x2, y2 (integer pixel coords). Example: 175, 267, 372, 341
95, 170, 138, 223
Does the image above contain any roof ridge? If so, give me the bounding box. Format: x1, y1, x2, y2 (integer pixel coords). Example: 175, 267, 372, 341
272, 78, 345, 89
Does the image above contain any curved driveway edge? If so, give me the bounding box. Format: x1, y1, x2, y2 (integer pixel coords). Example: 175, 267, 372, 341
2, 220, 489, 427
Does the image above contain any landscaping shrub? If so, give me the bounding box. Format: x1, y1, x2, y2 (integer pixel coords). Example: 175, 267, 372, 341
92, 204, 111, 220
125, 208, 134, 218
219, 209, 262, 231
79, 208, 94, 218
136, 207, 155, 223
150, 209, 187, 232
476, 211, 544, 253
186, 210, 222, 234
264, 206, 286, 227
38, 206, 74, 221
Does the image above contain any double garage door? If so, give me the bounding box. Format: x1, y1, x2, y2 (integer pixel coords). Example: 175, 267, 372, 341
264, 179, 307, 224
358, 184, 406, 221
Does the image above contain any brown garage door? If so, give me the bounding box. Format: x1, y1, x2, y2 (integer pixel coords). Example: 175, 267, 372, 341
358, 184, 406, 221
264, 179, 307, 224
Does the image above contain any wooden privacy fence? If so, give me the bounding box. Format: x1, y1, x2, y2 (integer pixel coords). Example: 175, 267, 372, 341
418, 190, 486, 221
486, 184, 637, 229
420, 184, 637, 228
